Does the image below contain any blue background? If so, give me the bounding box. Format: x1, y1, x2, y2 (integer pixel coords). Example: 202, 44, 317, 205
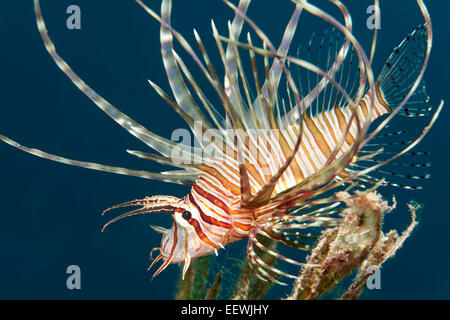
0, 0, 449, 299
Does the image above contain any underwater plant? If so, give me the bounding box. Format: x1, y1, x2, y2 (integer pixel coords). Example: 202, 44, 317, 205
0, 0, 443, 299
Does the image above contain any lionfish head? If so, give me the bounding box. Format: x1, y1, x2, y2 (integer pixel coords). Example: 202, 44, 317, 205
102, 194, 219, 279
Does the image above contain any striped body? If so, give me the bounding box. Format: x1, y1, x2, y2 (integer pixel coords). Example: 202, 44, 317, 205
174, 86, 392, 262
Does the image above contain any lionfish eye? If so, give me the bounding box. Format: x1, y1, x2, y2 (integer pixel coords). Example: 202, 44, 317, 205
181, 210, 192, 220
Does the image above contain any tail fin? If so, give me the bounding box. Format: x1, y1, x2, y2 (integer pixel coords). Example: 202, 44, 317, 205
377, 24, 432, 117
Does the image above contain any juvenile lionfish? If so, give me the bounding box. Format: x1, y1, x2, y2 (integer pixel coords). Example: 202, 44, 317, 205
0, 0, 443, 285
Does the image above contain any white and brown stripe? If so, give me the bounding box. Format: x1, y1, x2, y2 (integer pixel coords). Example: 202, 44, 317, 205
189, 85, 392, 246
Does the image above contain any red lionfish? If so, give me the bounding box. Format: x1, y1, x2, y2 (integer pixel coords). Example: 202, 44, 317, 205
0, 0, 443, 285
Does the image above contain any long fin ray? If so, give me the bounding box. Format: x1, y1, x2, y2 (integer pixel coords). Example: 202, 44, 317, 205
34, 0, 177, 158
159, 0, 215, 144
224, 0, 251, 102
261, 4, 303, 105
0, 134, 195, 185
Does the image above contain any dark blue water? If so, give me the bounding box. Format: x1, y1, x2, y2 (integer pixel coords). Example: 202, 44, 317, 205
0, 0, 449, 299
